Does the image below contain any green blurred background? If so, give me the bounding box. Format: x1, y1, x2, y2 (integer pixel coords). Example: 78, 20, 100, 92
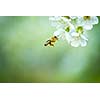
0, 16, 100, 82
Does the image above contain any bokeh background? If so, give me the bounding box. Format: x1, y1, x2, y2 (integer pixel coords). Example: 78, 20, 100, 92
0, 16, 100, 82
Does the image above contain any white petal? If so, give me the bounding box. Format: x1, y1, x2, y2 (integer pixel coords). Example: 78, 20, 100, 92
49, 16, 61, 21
83, 24, 93, 30
51, 21, 58, 27
53, 29, 64, 36
71, 32, 79, 36
80, 40, 87, 47
71, 40, 80, 47
91, 16, 99, 25
76, 17, 84, 26
81, 34, 88, 41
70, 16, 77, 19
53, 30, 60, 36
56, 24, 64, 29
65, 33, 72, 43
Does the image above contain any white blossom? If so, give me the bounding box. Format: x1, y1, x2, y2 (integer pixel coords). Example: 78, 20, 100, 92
76, 16, 99, 30
53, 23, 75, 40
49, 16, 70, 29
48, 16, 99, 47
66, 31, 88, 47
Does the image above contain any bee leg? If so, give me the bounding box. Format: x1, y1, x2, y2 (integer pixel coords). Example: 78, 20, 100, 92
44, 44, 48, 46
44, 40, 50, 46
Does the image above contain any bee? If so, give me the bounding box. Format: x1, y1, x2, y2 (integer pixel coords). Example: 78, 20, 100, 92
44, 36, 58, 47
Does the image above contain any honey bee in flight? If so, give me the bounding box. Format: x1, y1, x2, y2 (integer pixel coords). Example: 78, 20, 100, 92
44, 36, 58, 47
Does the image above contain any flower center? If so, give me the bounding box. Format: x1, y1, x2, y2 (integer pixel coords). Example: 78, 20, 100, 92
76, 26, 83, 34
65, 26, 70, 32
83, 16, 90, 20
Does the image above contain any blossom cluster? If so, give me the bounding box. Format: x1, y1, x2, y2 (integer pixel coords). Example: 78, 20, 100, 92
49, 16, 99, 47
